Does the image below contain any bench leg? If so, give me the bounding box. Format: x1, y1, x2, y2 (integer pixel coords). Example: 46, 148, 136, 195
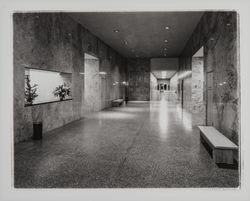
212, 149, 234, 164
200, 132, 205, 144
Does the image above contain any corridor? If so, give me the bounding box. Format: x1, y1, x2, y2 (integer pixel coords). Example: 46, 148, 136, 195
14, 101, 239, 188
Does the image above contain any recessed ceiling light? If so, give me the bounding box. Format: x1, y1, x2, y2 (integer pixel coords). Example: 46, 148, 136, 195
99, 72, 107, 75
165, 26, 170, 30
114, 29, 119, 33
164, 39, 168, 43
162, 71, 167, 77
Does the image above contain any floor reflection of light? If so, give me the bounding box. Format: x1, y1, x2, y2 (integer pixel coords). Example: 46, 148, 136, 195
95, 112, 135, 119
176, 104, 192, 132
159, 99, 168, 140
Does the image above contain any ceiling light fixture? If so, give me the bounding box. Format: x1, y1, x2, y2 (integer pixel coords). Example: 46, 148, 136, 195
165, 26, 170, 30
99, 72, 107, 75
162, 71, 167, 77
114, 29, 119, 33
164, 39, 168, 43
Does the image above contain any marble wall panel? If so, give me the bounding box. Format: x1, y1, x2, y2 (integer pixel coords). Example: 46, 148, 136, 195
83, 59, 100, 114
170, 73, 178, 101
127, 59, 150, 101
179, 12, 239, 145
14, 13, 127, 143
150, 73, 159, 101
183, 76, 192, 111
191, 57, 206, 125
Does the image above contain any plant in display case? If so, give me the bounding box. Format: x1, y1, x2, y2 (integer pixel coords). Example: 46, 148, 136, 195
25, 76, 38, 105
53, 83, 70, 101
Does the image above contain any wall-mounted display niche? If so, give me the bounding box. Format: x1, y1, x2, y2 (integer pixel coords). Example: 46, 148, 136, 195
24, 68, 72, 106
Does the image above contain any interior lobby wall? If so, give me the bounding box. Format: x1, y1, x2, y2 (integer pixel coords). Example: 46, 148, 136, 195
150, 73, 158, 101
179, 12, 239, 145
83, 58, 100, 114
170, 73, 178, 102
182, 76, 192, 111
127, 59, 150, 101
191, 57, 206, 125
150, 58, 179, 71
13, 13, 127, 143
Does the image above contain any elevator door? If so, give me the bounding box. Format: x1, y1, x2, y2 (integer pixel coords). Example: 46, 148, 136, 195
206, 72, 213, 125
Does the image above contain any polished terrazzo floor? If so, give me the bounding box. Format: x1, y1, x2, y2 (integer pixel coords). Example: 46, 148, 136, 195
14, 101, 239, 188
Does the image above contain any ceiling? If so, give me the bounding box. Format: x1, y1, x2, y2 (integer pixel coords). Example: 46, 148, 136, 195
152, 70, 176, 79
69, 12, 204, 58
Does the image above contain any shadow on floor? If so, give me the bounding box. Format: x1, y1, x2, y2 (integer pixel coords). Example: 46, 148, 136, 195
201, 140, 238, 170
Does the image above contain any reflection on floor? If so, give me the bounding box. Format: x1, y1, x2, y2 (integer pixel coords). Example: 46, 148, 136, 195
14, 101, 239, 188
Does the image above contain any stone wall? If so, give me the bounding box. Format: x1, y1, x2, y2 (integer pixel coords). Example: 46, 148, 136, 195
127, 59, 150, 101
150, 58, 179, 71
179, 12, 239, 145
83, 58, 100, 114
183, 76, 192, 111
170, 73, 178, 102
191, 57, 206, 125
150, 73, 159, 101
13, 13, 127, 143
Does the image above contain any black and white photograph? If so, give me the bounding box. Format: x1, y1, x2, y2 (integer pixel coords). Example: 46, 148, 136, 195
0, 0, 250, 201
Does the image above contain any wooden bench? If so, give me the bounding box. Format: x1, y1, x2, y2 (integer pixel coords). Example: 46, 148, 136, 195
198, 126, 238, 164
111, 99, 124, 107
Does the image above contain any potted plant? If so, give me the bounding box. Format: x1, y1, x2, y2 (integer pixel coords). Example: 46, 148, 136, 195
53, 83, 70, 101
25, 75, 38, 106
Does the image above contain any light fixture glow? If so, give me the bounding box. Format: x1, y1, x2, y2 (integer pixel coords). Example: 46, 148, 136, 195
25, 69, 30, 76
99, 72, 107, 75
178, 71, 192, 80
164, 39, 168, 43
114, 29, 119, 33
165, 26, 170, 30
161, 71, 167, 77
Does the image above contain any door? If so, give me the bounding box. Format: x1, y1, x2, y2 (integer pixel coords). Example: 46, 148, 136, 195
206, 72, 213, 125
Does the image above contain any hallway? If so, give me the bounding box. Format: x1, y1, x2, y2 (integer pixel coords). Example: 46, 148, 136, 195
14, 101, 239, 188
